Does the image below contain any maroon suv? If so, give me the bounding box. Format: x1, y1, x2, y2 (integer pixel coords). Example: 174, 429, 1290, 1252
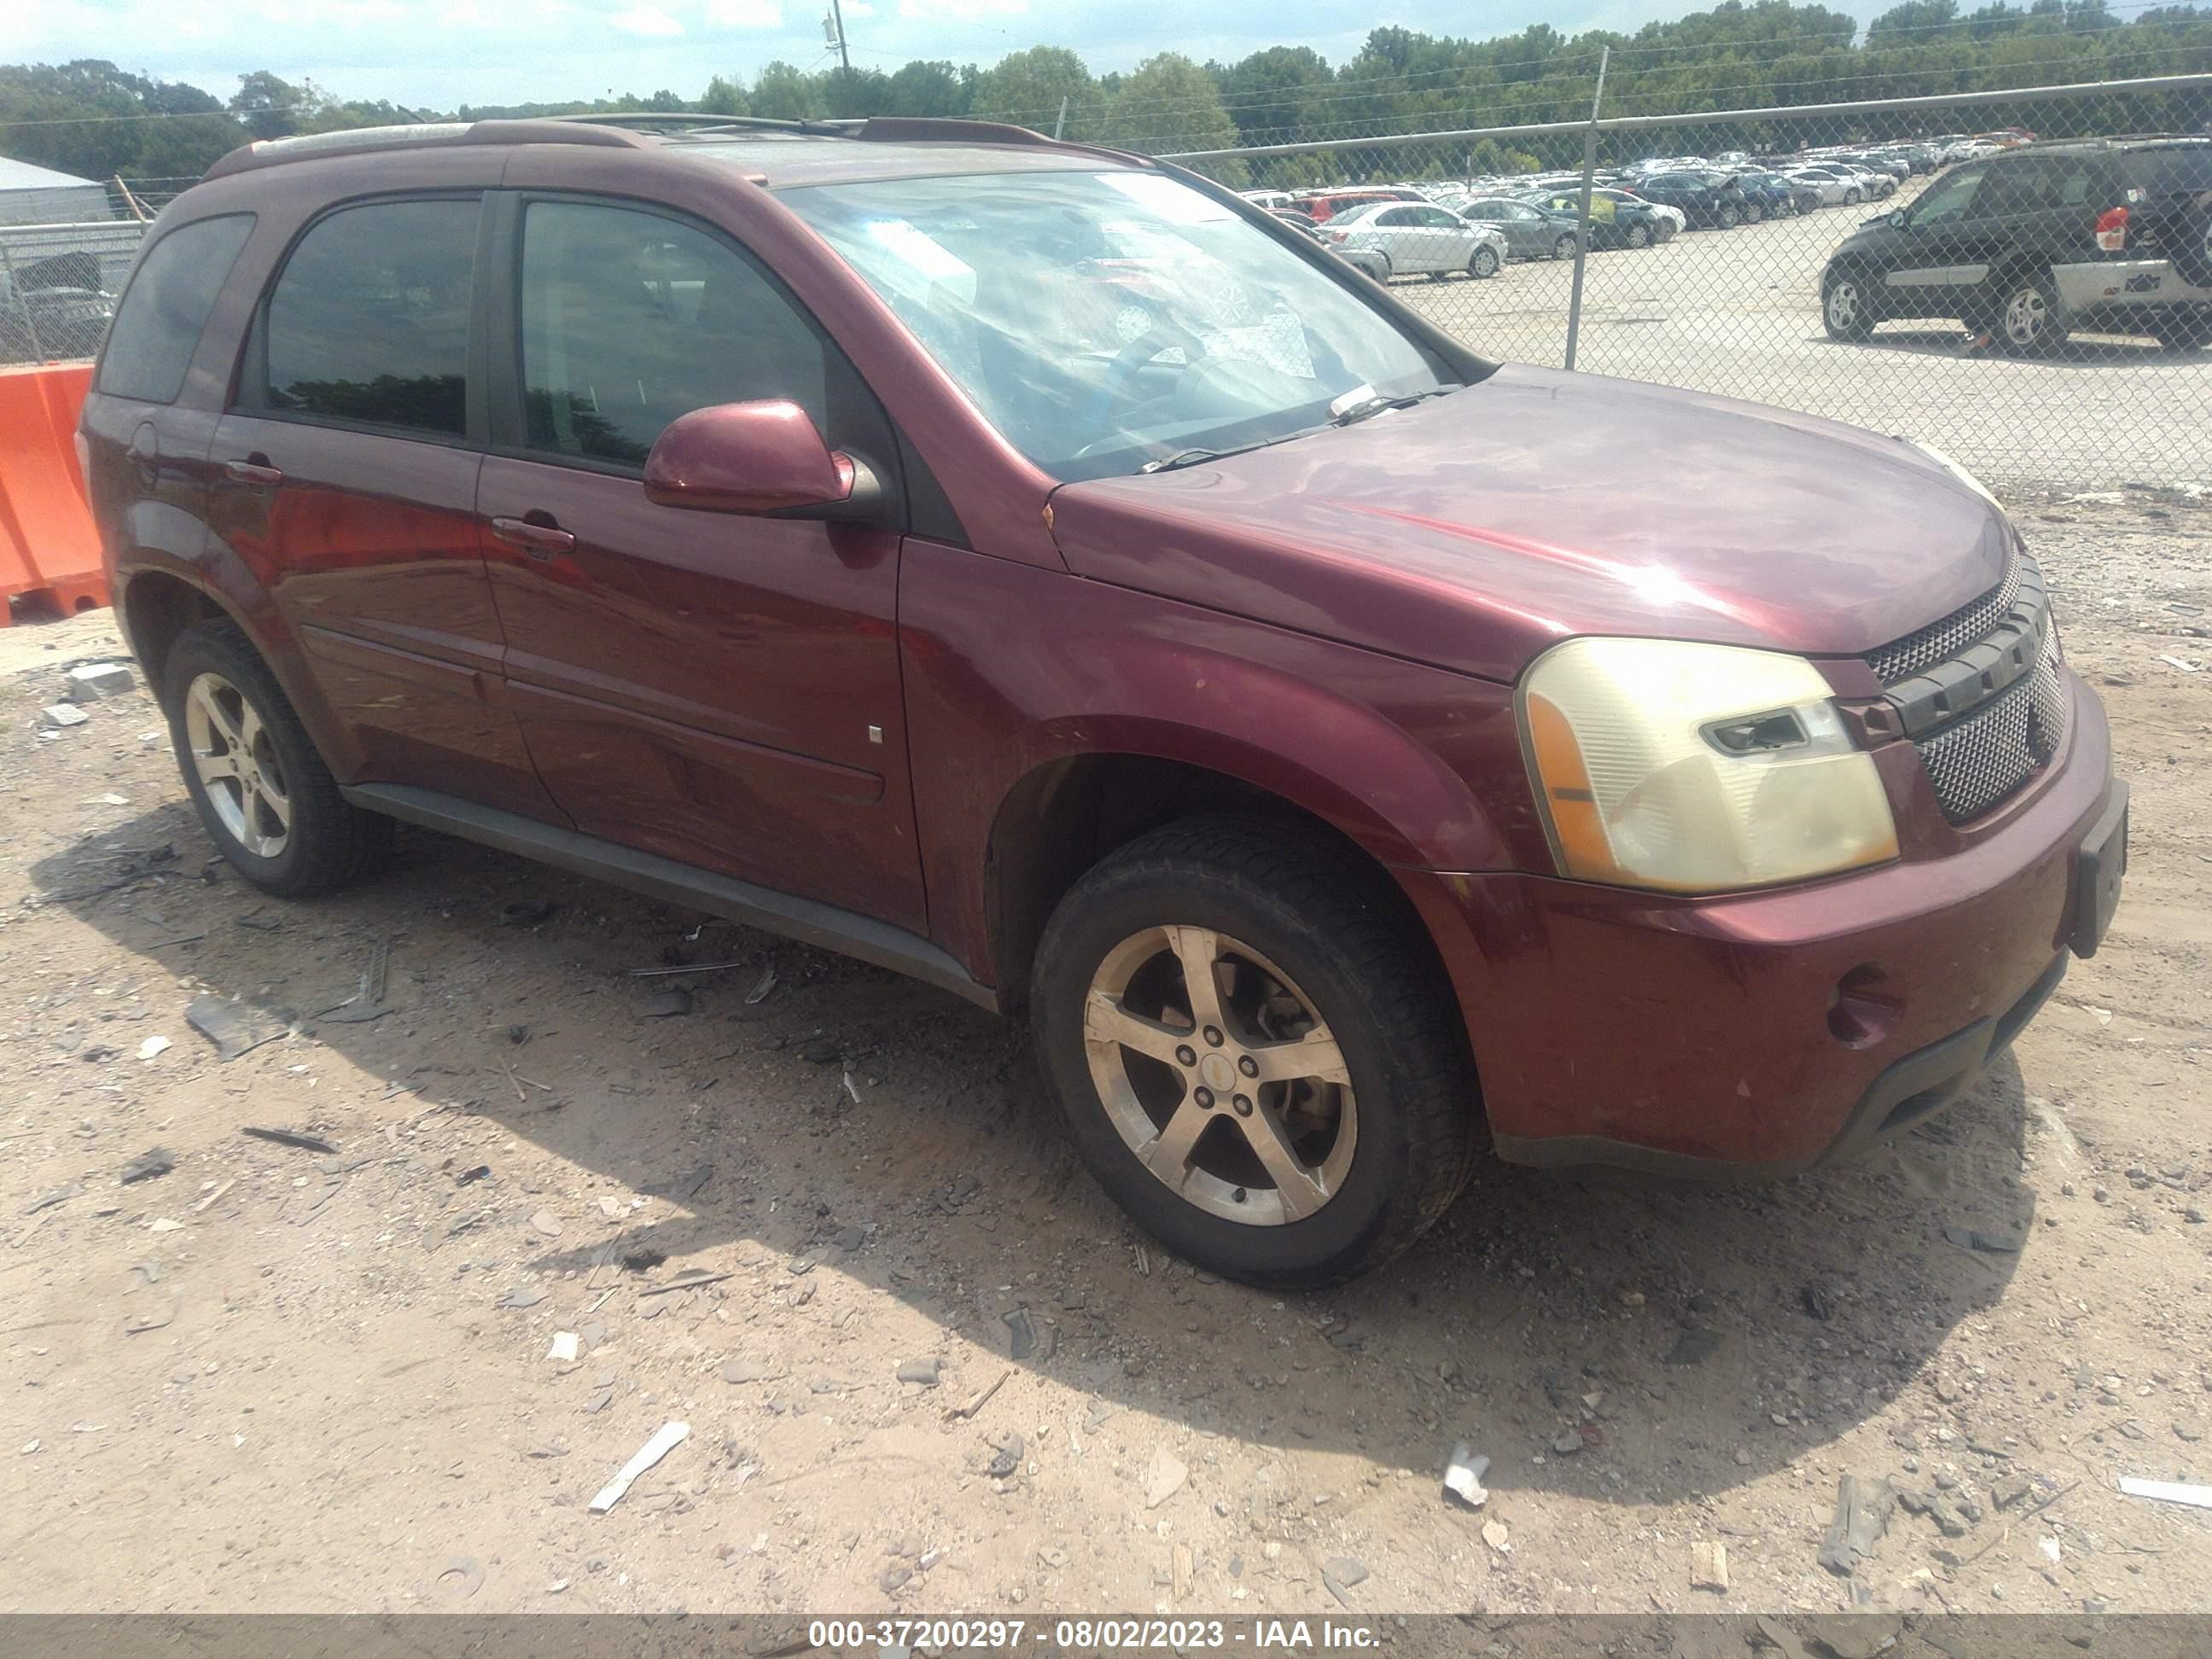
83, 116, 2126, 1287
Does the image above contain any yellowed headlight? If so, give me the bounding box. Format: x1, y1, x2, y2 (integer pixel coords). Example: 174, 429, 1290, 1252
1518, 637, 1899, 894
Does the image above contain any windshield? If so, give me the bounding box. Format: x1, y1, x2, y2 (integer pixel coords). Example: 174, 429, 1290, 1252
778, 169, 1452, 482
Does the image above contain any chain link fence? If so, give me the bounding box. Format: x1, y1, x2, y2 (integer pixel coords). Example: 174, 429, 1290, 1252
0, 218, 146, 364
1162, 73, 2212, 493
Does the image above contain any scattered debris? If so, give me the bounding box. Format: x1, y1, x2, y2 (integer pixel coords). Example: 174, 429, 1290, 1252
620, 1248, 667, 1273
498, 900, 561, 927
2157, 654, 2201, 673
192, 1179, 235, 1214
642, 988, 694, 1019
626, 959, 751, 978
1800, 1282, 1835, 1321
124, 1298, 178, 1334
1796, 1615, 1903, 1659
896, 1357, 943, 1387
119, 1147, 174, 1185
587, 1420, 689, 1513
65, 661, 137, 701
531, 1209, 564, 1238
1003, 1307, 1037, 1361
1443, 1442, 1490, 1509
424, 1556, 486, 1601
41, 703, 90, 729
185, 997, 286, 1062
498, 1287, 547, 1309
547, 1331, 580, 1363
1144, 1446, 1188, 1510
639, 1270, 732, 1296
1320, 1555, 1367, 1606
456, 1166, 491, 1187
946, 1367, 1011, 1423
746, 968, 778, 1005
2118, 1476, 2212, 1511
720, 1356, 780, 1384
984, 1432, 1024, 1480
1942, 1225, 2022, 1254
1481, 1519, 1511, 1555
241, 1126, 337, 1155
135, 1034, 170, 1061
1817, 1474, 1895, 1575
1689, 1540, 1729, 1593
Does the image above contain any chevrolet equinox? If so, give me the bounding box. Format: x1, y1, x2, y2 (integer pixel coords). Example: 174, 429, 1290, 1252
83, 115, 2128, 1287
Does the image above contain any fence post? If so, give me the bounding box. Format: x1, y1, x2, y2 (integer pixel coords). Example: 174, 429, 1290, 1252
1563, 45, 1610, 374
0, 242, 47, 363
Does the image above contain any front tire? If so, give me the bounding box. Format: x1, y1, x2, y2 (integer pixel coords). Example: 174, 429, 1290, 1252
1031, 820, 1478, 1289
1716, 201, 1743, 229
1470, 244, 1500, 278
1742, 199, 1764, 224
1625, 221, 1652, 249
162, 620, 393, 897
1551, 233, 1578, 261
1844, 187, 1864, 207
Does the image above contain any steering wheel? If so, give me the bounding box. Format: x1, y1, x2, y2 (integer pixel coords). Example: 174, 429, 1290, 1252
1069, 311, 1208, 458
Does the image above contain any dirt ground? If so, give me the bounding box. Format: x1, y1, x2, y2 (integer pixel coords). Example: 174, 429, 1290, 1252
2, 487, 2209, 1633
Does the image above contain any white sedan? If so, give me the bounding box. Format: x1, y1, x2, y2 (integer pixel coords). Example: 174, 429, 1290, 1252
1780, 166, 1870, 207
1317, 201, 1510, 281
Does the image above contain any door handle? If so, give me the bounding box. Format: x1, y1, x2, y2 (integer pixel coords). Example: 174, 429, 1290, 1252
224, 457, 283, 486
489, 515, 577, 558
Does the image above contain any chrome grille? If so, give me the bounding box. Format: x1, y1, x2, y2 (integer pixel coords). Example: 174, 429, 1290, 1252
1912, 621, 2067, 824
1866, 553, 2023, 685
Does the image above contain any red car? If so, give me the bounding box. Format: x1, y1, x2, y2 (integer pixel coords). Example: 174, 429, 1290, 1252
83, 116, 2126, 1288
1289, 188, 1426, 223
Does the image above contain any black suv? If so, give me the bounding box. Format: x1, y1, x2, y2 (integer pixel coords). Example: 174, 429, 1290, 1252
1821, 137, 2212, 353
1631, 170, 1750, 230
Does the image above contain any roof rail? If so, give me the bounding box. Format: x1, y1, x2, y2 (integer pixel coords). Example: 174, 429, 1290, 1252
555, 112, 863, 139
201, 119, 653, 182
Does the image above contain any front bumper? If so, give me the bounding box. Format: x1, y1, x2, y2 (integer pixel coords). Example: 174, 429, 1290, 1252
1398, 672, 2122, 1178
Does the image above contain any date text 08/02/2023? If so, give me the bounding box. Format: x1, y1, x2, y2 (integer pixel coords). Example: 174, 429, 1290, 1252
807, 1617, 1386, 1650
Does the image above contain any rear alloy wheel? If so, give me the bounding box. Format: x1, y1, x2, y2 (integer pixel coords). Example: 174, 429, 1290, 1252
1716, 201, 1743, 229
1032, 820, 1477, 1288
1743, 199, 1764, 224
1823, 269, 1876, 341
1994, 271, 2069, 356
1469, 244, 1500, 278
1625, 221, 1652, 249
162, 619, 393, 896
1845, 187, 1864, 206
1551, 232, 1578, 261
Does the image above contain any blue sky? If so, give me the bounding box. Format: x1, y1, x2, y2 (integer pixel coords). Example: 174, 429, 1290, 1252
4, 0, 1895, 110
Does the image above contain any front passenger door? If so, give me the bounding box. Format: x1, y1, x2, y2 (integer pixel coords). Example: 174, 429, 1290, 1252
1877, 160, 1990, 317
476, 195, 927, 932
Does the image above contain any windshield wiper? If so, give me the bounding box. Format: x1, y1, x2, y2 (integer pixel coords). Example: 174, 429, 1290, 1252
1330, 387, 1456, 428
1138, 434, 1300, 474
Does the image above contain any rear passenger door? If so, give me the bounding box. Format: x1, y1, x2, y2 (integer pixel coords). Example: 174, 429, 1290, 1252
207, 194, 560, 820
474, 195, 927, 932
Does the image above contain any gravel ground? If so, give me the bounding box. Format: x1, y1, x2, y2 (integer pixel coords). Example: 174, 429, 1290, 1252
1388, 180, 2212, 495
1, 489, 2209, 1637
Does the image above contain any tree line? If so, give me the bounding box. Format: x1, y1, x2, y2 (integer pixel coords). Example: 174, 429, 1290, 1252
4, 0, 2209, 195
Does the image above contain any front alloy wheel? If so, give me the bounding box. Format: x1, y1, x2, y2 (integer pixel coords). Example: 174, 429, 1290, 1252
1824, 270, 1875, 341
1470, 244, 1500, 278
1032, 819, 1477, 1288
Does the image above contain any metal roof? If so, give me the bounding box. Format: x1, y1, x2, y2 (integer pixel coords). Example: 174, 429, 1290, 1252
0, 156, 101, 192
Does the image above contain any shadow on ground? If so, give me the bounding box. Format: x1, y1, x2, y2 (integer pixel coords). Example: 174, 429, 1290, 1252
32, 800, 2036, 1509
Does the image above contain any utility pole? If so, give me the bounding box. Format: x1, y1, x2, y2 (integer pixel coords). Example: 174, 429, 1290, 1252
825, 0, 853, 114
1563, 45, 1610, 374
1054, 96, 1068, 140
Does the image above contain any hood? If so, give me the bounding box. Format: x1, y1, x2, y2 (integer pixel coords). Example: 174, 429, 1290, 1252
1046, 364, 2011, 684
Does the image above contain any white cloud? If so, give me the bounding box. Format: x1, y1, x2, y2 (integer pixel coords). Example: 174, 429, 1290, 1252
611, 3, 684, 34
706, 0, 783, 24
842, 0, 876, 15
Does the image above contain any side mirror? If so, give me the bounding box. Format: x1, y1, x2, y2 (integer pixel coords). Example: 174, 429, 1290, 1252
643, 399, 881, 519
1889, 208, 1910, 230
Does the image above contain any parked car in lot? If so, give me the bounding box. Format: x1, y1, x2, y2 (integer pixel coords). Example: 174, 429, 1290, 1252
1275, 208, 1391, 282
1594, 186, 1685, 240
1821, 136, 2212, 353
1317, 199, 1508, 279
1725, 171, 1800, 222
84, 115, 2127, 1287
1739, 170, 1823, 216
1630, 169, 1750, 228
1517, 188, 1668, 249
1289, 187, 1423, 224
1782, 165, 1871, 207
1447, 196, 1582, 260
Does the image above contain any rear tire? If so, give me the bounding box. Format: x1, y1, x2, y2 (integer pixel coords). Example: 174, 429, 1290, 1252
1625, 221, 1651, 249
1031, 819, 1479, 1289
1470, 244, 1500, 279
1991, 270, 2069, 357
1551, 233, 1578, 261
1845, 187, 1864, 207
1717, 201, 1743, 229
1743, 199, 1764, 224
1823, 268, 1876, 341
162, 620, 393, 897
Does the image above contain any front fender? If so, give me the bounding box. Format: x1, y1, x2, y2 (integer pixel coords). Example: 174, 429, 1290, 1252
899, 541, 1543, 983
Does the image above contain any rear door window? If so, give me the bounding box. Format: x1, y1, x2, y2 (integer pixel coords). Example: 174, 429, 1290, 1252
95, 213, 254, 404
249, 197, 480, 436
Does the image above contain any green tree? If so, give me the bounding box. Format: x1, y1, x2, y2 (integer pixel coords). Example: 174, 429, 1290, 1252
700, 74, 751, 116
1101, 52, 1248, 181
228, 70, 317, 141
1214, 46, 1332, 146
751, 61, 824, 120
884, 60, 971, 118
970, 46, 1095, 136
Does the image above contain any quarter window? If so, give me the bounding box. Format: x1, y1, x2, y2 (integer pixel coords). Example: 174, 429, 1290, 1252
256, 198, 479, 435
518, 200, 829, 467
96, 213, 254, 404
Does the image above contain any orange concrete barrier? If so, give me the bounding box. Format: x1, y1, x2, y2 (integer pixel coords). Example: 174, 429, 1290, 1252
0, 362, 109, 626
